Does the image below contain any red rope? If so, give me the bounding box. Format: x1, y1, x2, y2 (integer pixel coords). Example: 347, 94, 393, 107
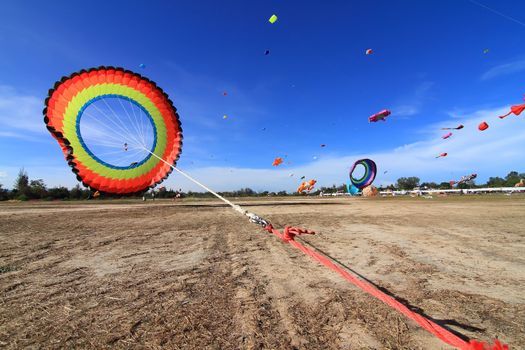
263, 224, 508, 350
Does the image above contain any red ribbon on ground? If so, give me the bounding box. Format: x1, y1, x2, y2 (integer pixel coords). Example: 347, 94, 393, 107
263, 224, 508, 350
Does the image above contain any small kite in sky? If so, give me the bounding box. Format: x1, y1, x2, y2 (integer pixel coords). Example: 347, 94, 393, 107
265, 50, 270, 55
436, 152, 448, 158
223, 115, 228, 119
458, 173, 477, 184
297, 179, 317, 193
498, 99, 525, 119
300, 176, 306, 180
441, 132, 453, 139
269, 14, 278, 24
365, 48, 373, 55
272, 157, 283, 166
139, 63, 146, 69
369, 109, 391, 122
320, 144, 326, 147
478, 121, 489, 131
441, 124, 464, 130
289, 173, 294, 177
483, 48, 489, 54
223, 91, 227, 96
313, 156, 318, 160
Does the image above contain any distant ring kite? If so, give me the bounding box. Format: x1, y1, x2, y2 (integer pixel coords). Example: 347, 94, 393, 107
43, 66, 183, 194
349, 159, 377, 189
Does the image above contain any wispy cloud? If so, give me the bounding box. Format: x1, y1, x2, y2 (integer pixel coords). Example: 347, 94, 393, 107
2, 106, 523, 192
0, 85, 46, 136
160, 105, 524, 191
391, 81, 434, 118
394, 105, 419, 117
481, 58, 525, 80
0, 131, 36, 140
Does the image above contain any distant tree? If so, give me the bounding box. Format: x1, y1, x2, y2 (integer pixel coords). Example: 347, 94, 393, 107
438, 182, 452, 189
396, 177, 420, 190
13, 168, 30, 197
505, 171, 521, 187
69, 184, 83, 200
277, 190, 287, 196
420, 182, 438, 189
319, 186, 330, 193
47, 186, 70, 200
0, 183, 9, 201
457, 181, 475, 189
386, 184, 396, 191
335, 184, 346, 192
242, 188, 255, 196
486, 176, 505, 187
69, 184, 91, 200
29, 179, 47, 199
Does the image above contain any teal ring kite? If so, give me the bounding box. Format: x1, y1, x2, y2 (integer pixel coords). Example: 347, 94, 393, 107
349, 159, 377, 189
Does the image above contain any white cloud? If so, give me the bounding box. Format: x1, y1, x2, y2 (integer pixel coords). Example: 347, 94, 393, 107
393, 105, 419, 117
0, 131, 26, 138
481, 58, 525, 80
160, 105, 525, 191
1, 106, 523, 193
391, 81, 434, 119
0, 171, 7, 178
0, 85, 46, 135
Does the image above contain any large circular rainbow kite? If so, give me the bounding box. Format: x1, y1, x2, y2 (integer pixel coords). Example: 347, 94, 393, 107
43, 66, 183, 194
349, 158, 377, 189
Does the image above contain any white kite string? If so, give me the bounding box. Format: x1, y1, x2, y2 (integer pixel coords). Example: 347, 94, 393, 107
141, 146, 249, 217
468, 0, 525, 28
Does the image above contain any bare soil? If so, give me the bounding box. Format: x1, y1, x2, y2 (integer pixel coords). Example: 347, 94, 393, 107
0, 196, 524, 349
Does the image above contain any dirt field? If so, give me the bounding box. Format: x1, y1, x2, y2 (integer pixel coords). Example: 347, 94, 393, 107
0, 196, 524, 349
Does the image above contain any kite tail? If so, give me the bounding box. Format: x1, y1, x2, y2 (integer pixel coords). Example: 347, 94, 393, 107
498, 111, 512, 119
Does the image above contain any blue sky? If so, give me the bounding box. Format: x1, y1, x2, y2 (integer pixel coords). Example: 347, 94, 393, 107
1, 0, 525, 191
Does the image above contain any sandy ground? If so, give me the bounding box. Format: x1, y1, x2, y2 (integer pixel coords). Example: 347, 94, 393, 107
0, 196, 524, 349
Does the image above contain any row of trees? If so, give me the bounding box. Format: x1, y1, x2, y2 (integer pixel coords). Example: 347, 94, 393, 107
1, 169, 93, 201
0, 170, 296, 201
392, 171, 524, 190
0, 169, 523, 201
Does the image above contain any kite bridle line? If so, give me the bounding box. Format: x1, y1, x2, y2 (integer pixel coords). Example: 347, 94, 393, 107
140, 146, 270, 227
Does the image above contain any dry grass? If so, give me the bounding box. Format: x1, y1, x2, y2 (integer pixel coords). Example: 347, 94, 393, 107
0, 197, 524, 349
